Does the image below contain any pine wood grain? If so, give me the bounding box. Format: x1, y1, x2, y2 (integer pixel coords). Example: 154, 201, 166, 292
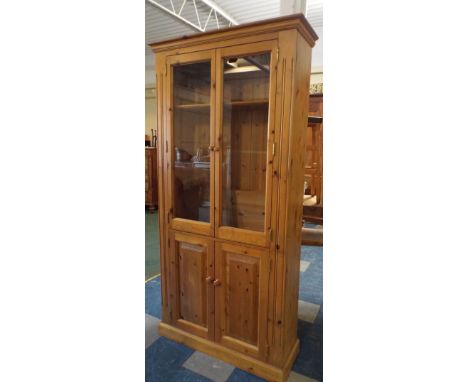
154, 15, 318, 381
215, 241, 269, 359
170, 231, 215, 340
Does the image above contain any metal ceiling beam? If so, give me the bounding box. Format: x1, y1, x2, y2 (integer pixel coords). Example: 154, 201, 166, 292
146, 0, 238, 33
198, 0, 238, 26
147, 0, 203, 31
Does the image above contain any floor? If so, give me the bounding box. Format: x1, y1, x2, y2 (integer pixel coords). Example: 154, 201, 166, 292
145, 245, 323, 382
145, 211, 160, 280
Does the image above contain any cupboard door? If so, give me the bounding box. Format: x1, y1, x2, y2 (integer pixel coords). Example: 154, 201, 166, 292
170, 231, 215, 340
214, 241, 269, 359
215, 41, 278, 247
165, 51, 216, 237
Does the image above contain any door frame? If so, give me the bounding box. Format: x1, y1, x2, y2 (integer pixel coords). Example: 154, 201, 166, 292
165, 50, 216, 237
214, 40, 279, 247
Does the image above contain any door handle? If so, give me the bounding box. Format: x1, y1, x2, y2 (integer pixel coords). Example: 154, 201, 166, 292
206, 276, 214, 283
213, 279, 221, 286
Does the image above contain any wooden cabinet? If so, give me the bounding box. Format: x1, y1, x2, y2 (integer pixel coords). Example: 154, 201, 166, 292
305, 95, 323, 205
151, 14, 318, 382
145, 147, 158, 211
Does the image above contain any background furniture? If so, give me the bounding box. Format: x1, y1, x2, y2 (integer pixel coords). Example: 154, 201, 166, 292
304, 94, 323, 204
145, 147, 158, 212
151, 15, 318, 382
302, 94, 323, 244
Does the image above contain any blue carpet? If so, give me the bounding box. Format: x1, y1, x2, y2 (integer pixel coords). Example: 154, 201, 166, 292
146, 245, 323, 382
300, 245, 323, 306
145, 276, 162, 319
146, 337, 210, 382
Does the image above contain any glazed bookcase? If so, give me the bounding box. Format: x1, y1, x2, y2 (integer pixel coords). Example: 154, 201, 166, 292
150, 14, 318, 382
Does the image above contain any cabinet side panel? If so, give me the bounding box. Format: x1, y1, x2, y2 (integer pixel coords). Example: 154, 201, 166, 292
271, 30, 312, 366
282, 33, 312, 357
270, 29, 298, 366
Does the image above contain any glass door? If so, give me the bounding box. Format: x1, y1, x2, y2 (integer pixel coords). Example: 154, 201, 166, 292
165, 50, 215, 237
215, 41, 278, 247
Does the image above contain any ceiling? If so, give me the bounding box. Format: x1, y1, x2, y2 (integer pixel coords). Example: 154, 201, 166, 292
145, 0, 323, 72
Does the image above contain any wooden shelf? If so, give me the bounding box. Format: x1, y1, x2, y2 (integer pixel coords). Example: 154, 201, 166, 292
175, 99, 269, 110
230, 99, 269, 106
175, 103, 210, 109
175, 161, 210, 169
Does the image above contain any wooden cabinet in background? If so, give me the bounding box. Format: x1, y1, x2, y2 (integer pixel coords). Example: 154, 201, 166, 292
305, 95, 323, 205
151, 14, 318, 382
145, 147, 158, 212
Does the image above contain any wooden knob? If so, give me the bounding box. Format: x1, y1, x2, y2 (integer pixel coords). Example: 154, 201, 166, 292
208, 146, 215, 151
213, 279, 221, 286
206, 276, 214, 283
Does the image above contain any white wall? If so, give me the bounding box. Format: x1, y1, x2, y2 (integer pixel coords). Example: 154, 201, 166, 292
311, 69, 323, 85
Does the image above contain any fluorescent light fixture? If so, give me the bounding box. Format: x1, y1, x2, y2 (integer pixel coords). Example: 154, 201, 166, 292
224, 65, 261, 74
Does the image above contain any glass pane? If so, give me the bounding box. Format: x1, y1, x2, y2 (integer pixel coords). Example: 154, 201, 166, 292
221, 52, 271, 232
172, 61, 211, 223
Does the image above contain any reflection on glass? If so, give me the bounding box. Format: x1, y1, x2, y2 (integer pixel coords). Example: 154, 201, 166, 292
173, 61, 211, 223
221, 52, 271, 232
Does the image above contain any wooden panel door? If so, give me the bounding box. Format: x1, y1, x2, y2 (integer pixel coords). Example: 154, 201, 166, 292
170, 231, 215, 340
165, 50, 216, 237
214, 241, 269, 359
215, 41, 278, 247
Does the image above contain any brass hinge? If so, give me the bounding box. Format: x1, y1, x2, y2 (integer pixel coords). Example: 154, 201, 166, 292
272, 143, 276, 157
